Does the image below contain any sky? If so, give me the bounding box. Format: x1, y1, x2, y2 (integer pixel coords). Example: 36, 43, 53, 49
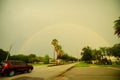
0, 0, 120, 58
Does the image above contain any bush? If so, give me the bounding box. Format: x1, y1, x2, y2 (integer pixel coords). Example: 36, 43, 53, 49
95, 58, 112, 65
115, 61, 120, 65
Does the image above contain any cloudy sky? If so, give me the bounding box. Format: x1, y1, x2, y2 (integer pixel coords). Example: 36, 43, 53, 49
0, 0, 120, 57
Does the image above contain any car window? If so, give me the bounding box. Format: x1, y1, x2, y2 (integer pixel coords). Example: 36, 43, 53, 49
11, 61, 26, 65
19, 61, 26, 65
11, 61, 18, 65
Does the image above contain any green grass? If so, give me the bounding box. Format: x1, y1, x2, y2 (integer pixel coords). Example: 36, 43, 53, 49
30, 61, 74, 66
75, 62, 89, 67
96, 64, 120, 67
31, 62, 120, 67
29, 63, 46, 66
75, 62, 120, 67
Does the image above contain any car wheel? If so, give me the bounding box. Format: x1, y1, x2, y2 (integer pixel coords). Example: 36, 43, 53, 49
27, 68, 32, 73
9, 70, 15, 76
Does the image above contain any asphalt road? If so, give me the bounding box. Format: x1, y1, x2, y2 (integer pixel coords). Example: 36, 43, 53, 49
0, 63, 76, 80
52, 66, 120, 80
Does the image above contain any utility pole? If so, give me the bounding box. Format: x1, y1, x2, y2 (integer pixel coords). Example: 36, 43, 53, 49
6, 45, 13, 61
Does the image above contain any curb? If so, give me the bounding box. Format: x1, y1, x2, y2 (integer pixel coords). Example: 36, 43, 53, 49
56, 65, 75, 77
46, 63, 76, 80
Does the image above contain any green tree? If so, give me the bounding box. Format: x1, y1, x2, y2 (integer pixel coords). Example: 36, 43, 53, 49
37, 56, 44, 62
51, 39, 58, 47
44, 55, 50, 64
114, 17, 120, 38
92, 49, 102, 60
28, 54, 37, 63
100, 47, 107, 58
10, 54, 29, 63
61, 54, 69, 61
106, 47, 113, 59
0, 49, 8, 61
81, 46, 92, 63
57, 50, 65, 59
112, 43, 120, 58
29, 54, 36, 58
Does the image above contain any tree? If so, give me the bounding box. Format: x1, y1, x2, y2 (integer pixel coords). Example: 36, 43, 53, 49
51, 39, 58, 61
51, 39, 76, 64
81, 46, 92, 63
55, 45, 62, 59
112, 43, 120, 58
57, 50, 65, 59
0, 49, 8, 61
44, 55, 50, 64
114, 17, 120, 38
91, 49, 102, 60
106, 47, 113, 59
29, 54, 36, 58
10, 54, 29, 63
100, 47, 107, 58
28, 54, 37, 63
51, 39, 58, 47
59, 53, 77, 62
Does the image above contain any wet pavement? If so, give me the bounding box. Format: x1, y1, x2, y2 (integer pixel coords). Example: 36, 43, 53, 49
51, 67, 120, 80
0, 63, 76, 80
12, 76, 44, 80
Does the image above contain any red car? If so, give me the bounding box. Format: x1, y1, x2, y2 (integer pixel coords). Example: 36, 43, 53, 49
0, 60, 33, 76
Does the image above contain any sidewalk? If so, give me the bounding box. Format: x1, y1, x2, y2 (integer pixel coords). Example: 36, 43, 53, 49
46, 63, 77, 80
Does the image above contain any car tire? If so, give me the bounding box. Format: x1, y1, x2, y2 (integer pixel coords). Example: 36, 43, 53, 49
9, 70, 15, 76
27, 68, 32, 73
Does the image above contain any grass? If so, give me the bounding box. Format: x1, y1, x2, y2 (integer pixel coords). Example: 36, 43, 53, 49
75, 62, 89, 67
30, 61, 75, 67
29, 63, 46, 66
30, 62, 120, 67
75, 62, 120, 67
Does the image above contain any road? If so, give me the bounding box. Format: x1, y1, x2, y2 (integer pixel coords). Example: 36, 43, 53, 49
51, 66, 120, 80
0, 63, 76, 80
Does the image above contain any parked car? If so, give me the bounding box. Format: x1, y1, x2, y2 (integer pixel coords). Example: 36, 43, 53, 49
0, 60, 33, 76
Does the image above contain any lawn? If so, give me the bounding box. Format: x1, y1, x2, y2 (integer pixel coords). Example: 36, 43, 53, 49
75, 62, 120, 67
75, 62, 89, 67
29, 63, 46, 66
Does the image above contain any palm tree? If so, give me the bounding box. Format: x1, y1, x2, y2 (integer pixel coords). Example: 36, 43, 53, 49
114, 17, 120, 38
51, 39, 58, 61
55, 45, 62, 64
55, 45, 62, 59
51, 39, 58, 47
